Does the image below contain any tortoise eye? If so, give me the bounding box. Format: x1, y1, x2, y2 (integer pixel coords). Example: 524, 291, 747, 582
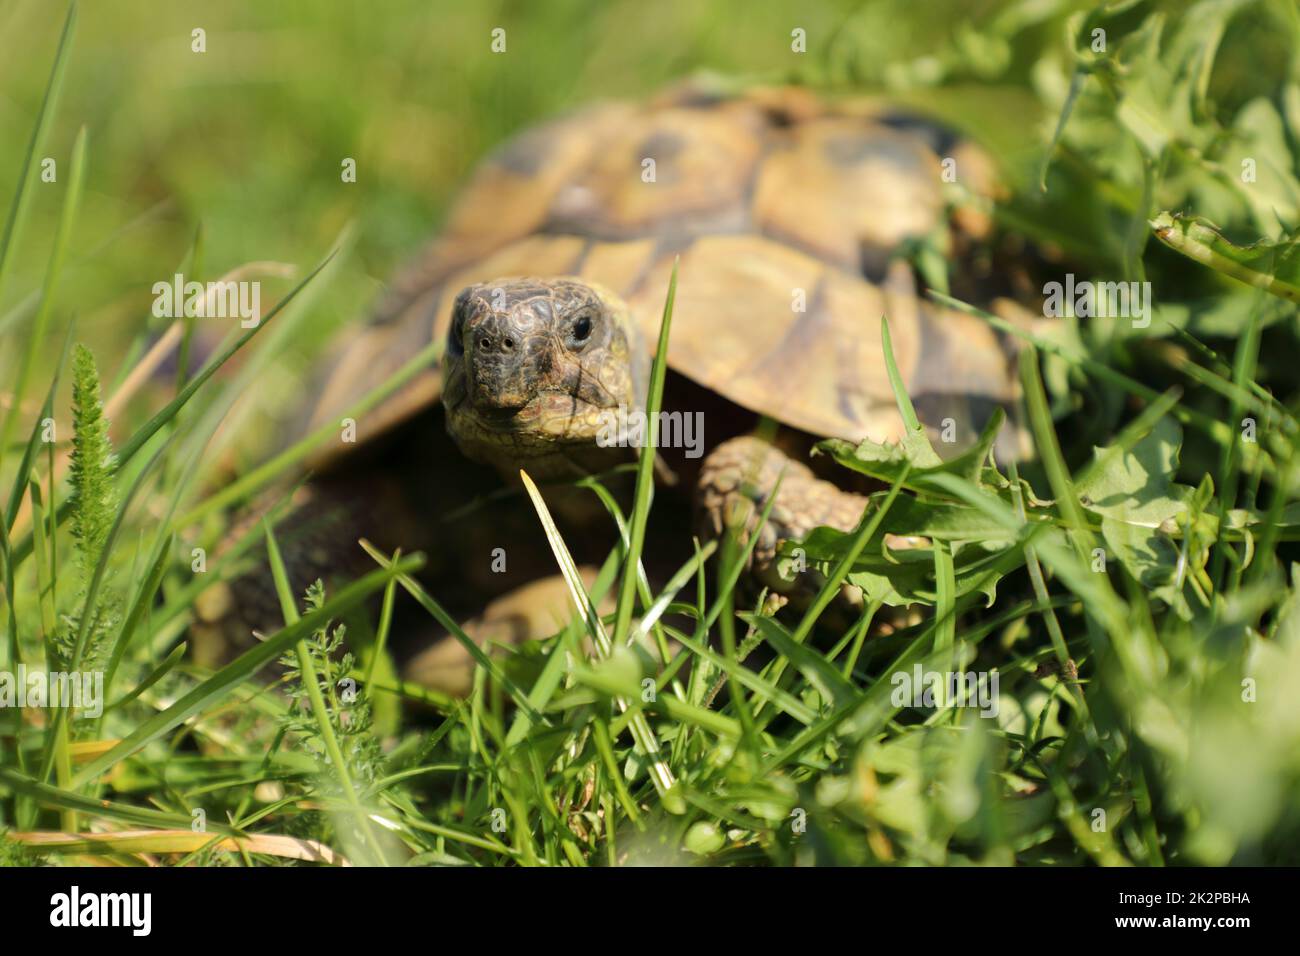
569, 314, 593, 348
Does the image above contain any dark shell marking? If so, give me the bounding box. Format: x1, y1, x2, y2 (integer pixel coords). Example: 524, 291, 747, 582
301, 85, 1020, 460
203, 90, 1013, 685
290, 84, 1029, 626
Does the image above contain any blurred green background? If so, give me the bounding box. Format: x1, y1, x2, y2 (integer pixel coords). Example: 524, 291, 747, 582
2, 0, 1294, 378
2, 0, 1300, 867
0, 0, 1074, 386
2, 0, 1295, 392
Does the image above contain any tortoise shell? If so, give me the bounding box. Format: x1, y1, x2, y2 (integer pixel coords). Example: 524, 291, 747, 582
305, 82, 1020, 459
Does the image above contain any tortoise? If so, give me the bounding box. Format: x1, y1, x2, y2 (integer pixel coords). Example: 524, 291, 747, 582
207, 82, 1030, 693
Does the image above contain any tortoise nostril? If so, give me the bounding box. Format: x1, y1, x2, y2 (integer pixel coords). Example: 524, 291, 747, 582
502, 336, 515, 351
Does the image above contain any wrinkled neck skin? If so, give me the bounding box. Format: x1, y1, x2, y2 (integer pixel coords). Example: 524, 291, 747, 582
445, 403, 643, 533
451, 420, 638, 484
442, 356, 647, 483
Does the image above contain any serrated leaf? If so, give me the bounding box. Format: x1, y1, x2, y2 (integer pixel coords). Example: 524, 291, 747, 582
843, 548, 1003, 610
1152, 212, 1300, 304
1100, 516, 1194, 620
820, 407, 1006, 493
1076, 416, 1190, 527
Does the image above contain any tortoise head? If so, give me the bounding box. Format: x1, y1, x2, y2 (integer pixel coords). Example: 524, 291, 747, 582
442, 277, 648, 475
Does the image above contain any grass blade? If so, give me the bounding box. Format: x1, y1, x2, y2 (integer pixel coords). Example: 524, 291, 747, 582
0, 124, 85, 482
881, 315, 921, 433
70, 555, 422, 788
264, 522, 390, 865
0, 0, 77, 338
612, 258, 678, 649
519, 469, 680, 807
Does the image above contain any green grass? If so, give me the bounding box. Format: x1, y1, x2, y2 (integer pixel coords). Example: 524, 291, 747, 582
2, 0, 1300, 866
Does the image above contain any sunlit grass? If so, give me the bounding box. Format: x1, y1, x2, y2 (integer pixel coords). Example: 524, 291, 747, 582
2, 0, 1300, 866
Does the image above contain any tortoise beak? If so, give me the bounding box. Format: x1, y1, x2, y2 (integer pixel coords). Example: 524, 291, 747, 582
464, 313, 549, 416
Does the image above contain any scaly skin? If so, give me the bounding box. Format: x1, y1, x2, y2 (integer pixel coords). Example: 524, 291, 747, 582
442, 276, 870, 595
442, 277, 647, 479
695, 435, 870, 608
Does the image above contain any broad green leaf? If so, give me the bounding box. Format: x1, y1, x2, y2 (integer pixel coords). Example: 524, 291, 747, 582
1229, 97, 1300, 230
798, 495, 1016, 546
1076, 416, 1190, 527
795, 523, 1006, 609
1100, 516, 1194, 620
819, 407, 1006, 493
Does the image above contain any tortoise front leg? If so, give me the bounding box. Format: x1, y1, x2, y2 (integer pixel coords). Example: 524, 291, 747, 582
694, 435, 871, 612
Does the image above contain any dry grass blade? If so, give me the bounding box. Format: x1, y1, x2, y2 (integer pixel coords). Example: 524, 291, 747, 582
519, 468, 680, 806
105, 261, 298, 422
9, 829, 349, 865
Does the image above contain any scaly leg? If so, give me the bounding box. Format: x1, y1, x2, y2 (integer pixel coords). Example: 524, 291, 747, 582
695, 435, 872, 612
